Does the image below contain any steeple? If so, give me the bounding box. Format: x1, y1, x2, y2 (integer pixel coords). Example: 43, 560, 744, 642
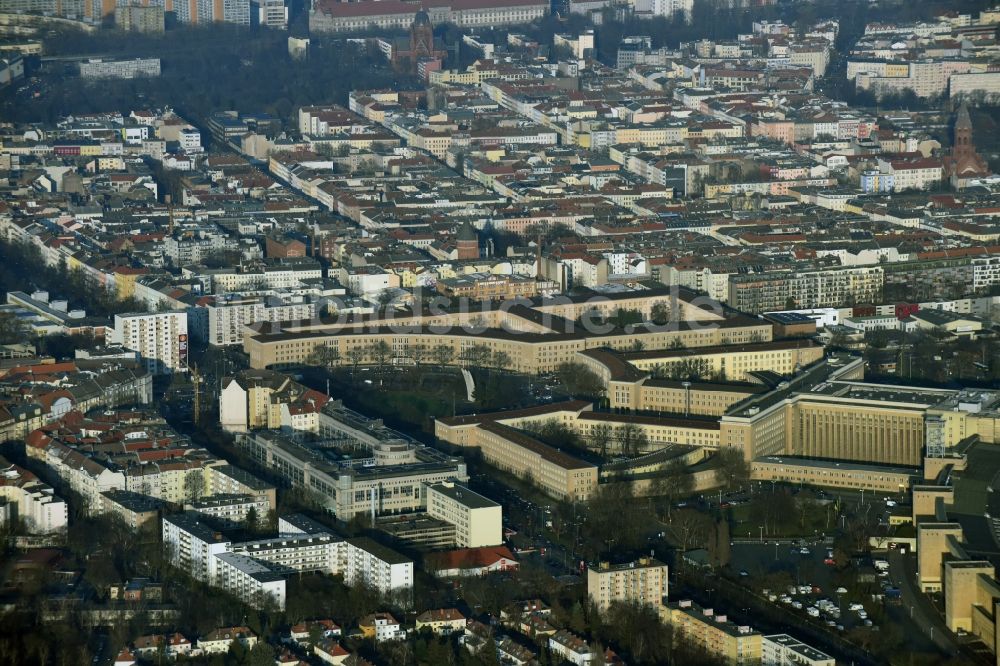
954, 102, 974, 157
956, 102, 973, 131
950, 103, 989, 185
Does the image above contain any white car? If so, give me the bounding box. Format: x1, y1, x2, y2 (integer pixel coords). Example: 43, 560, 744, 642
849, 603, 864, 611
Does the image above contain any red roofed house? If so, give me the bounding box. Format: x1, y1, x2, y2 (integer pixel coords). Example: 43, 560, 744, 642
425, 545, 518, 578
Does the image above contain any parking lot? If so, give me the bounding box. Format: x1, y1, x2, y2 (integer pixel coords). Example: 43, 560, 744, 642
727, 541, 886, 634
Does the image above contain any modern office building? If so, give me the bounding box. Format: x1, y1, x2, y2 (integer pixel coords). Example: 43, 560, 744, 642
236, 429, 467, 520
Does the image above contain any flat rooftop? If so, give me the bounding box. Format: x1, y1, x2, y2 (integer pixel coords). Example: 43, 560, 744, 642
755, 456, 919, 476
346, 536, 412, 565
427, 481, 500, 510
809, 381, 954, 406
163, 511, 230, 544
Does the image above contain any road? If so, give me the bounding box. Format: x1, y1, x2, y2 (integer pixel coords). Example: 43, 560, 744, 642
887, 549, 964, 658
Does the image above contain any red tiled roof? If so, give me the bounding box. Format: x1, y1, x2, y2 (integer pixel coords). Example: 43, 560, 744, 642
425, 545, 517, 571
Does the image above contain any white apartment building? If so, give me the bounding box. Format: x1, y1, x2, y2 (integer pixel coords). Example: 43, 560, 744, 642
233, 532, 341, 574
178, 127, 204, 153
185, 493, 270, 527
112, 311, 189, 374
253, 0, 288, 28
163, 512, 410, 609
0, 461, 68, 533
878, 158, 944, 191
636, 0, 692, 19
426, 480, 502, 548
587, 557, 669, 612
339, 266, 401, 299
345, 537, 414, 597
206, 262, 324, 293
79, 58, 161, 79
162, 512, 232, 583
553, 31, 594, 59
950, 71, 1000, 98
972, 256, 1000, 292
761, 634, 835, 666
214, 551, 287, 609
199, 294, 316, 346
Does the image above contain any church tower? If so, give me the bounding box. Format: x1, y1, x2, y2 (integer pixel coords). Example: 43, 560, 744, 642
950, 103, 989, 187
953, 103, 975, 161
455, 221, 479, 260
410, 9, 434, 60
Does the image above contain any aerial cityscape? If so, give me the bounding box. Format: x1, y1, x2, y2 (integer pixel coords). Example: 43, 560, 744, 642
0, 0, 999, 664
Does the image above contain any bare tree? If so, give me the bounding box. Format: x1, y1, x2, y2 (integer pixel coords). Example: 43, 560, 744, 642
346, 347, 365, 382
368, 341, 392, 385
589, 423, 614, 458
431, 344, 455, 367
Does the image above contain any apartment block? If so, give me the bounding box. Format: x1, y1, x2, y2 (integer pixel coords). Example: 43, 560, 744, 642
200, 294, 316, 347
426, 480, 502, 548
344, 537, 414, 599
114, 4, 165, 32
163, 511, 411, 609
100, 489, 164, 529
185, 493, 270, 528
0, 459, 68, 533
162, 512, 232, 584
761, 634, 834, 666
207, 464, 277, 509
665, 600, 762, 665
587, 557, 669, 613
728, 267, 884, 314
214, 551, 287, 609
112, 311, 188, 374
79, 58, 161, 79
252, 0, 287, 28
